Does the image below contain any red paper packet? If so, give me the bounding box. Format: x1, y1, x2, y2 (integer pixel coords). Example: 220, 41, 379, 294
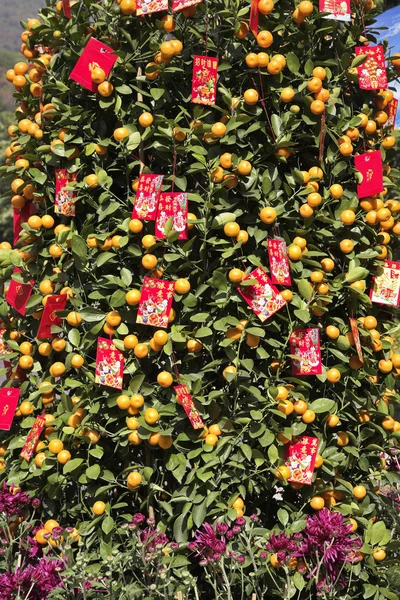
237, 267, 286, 323
37, 294, 68, 340
6, 268, 34, 316
191, 55, 218, 106
95, 338, 124, 390
354, 150, 383, 199
349, 318, 364, 363
137, 0, 168, 15
285, 435, 319, 485
370, 261, 400, 307
0, 388, 21, 430
136, 277, 175, 328
131, 174, 164, 220
267, 238, 291, 286
62, 0, 72, 18
386, 98, 398, 130
249, 0, 259, 37
319, 0, 350, 21
55, 169, 77, 216
289, 328, 322, 376
20, 415, 46, 461
70, 38, 118, 92
13, 203, 35, 246
172, 0, 202, 11
155, 192, 188, 240
174, 384, 204, 429
355, 46, 388, 91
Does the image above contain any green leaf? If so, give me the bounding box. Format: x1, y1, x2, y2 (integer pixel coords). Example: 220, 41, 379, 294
102, 515, 115, 535
309, 398, 336, 413
296, 279, 313, 301
286, 52, 300, 74
345, 268, 369, 283
86, 464, 101, 479
63, 458, 84, 474
192, 498, 207, 527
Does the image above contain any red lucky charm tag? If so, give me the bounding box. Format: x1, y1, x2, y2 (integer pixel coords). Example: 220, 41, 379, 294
0, 388, 21, 430
70, 38, 118, 92
13, 203, 35, 246
6, 268, 34, 316
249, 0, 259, 37
319, 0, 350, 21
285, 435, 319, 485
370, 260, 400, 307
95, 338, 124, 390
191, 55, 218, 106
267, 238, 291, 286
354, 150, 383, 199
172, 0, 202, 11
386, 97, 398, 130
289, 328, 322, 376
136, 277, 175, 328
355, 46, 388, 91
55, 169, 77, 216
349, 318, 364, 364
131, 174, 164, 221
174, 384, 205, 429
237, 267, 286, 323
137, 0, 168, 15
155, 192, 188, 240
62, 0, 72, 17
37, 294, 68, 340
20, 415, 46, 461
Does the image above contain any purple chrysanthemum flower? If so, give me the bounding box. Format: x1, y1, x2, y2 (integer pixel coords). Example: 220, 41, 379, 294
0, 483, 31, 518
190, 523, 226, 560
132, 513, 146, 525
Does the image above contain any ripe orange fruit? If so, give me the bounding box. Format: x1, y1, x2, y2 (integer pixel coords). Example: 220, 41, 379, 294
353, 485, 367, 500
310, 496, 325, 510
293, 400, 307, 415
280, 88, 295, 102
275, 465, 291, 480
92, 501, 106, 515
340, 210, 356, 225
224, 221, 240, 237
312, 66, 326, 80
244, 89, 259, 105
288, 244, 302, 260
337, 431, 349, 447
71, 354, 84, 369
302, 409, 315, 423
49, 362, 66, 377
326, 368, 341, 383
256, 30, 273, 48
237, 160, 252, 176
235, 21, 249, 38
205, 433, 218, 446
138, 112, 154, 127
223, 365, 237, 380
308, 77, 323, 93
98, 82, 114, 96
281, 289, 293, 302
339, 239, 354, 254
258, 52, 269, 67
298, 0, 313, 14
19, 355, 33, 370
258, 0, 274, 13
320, 258, 335, 272
378, 359, 393, 373
120, 0, 136, 13
278, 400, 294, 415
113, 127, 130, 142
127, 471, 142, 489
259, 207, 277, 224
66, 312, 82, 326
48, 439, 63, 454
373, 548, 386, 561
245, 52, 259, 68
174, 278, 190, 294
57, 450, 71, 464
157, 371, 173, 387
125, 289, 141, 305
314, 454, 323, 468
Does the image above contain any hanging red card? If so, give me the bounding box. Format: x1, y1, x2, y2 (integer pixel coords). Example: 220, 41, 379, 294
354, 150, 383, 199
62, 0, 72, 18
370, 261, 400, 307
0, 388, 21, 430
249, 0, 259, 37
20, 415, 46, 461
386, 98, 398, 130
172, 0, 202, 11
95, 338, 124, 390
155, 192, 188, 240
349, 318, 363, 363
136, 277, 175, 328
267, 239, 291, 286
355, 46, 388, 91
55, 169, 77, 216
70, 38, 118, 92
174, 384, 205, 430
191, 55, 218, 106
37, 294, 68, 340
137, 0, 168, 16
319, 0, 350, 21
285, 436, 319, 486
131, 174, 164, 221
289, 328, 322, 376
6, 268, 34, 316
237, 267, 286, 323
13, 203, 35, 246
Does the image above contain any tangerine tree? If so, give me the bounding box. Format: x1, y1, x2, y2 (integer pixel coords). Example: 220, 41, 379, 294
0, 0, 400, 598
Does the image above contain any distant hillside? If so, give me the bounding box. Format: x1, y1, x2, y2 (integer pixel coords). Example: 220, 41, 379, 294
0, 0, 43, 52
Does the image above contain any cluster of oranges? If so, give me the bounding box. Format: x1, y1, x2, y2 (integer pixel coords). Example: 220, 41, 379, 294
35, 518, 80, 546
146, 38, 183, 80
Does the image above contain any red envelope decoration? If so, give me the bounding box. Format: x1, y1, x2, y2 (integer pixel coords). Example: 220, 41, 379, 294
319, 0, 350, 21
237, 267, 286, 323
355, 46, 388, 91
370, 261, 400, 307
289, 328, 322, 376
174, 384, 205, 429
172, 0, 202, 11
95, 338, 124, 390
349, 318, 363, 364
354, 150, 383, 198
137, 0, 168, 15
20, 415, 46, 461
6, 268, 34, 316
62, 0, 72, 18
155, 192, 188, 240
249, 0, 259, 37
70, 38, 118, 92
37, 294, 68, 340
136, 277, 175, 328
267, 238, 291, 286
0, 388, 21, 430
13, 203, 35, 246
191, 55, 218, 106
131, 174, 164, 221
55, 169, 77, 216
285, 435, 319, 485
386, 98, 398, 130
